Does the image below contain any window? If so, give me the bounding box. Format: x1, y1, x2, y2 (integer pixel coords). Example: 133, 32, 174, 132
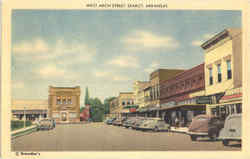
122, 101, 125, 106
236, 103, 242, 113
127, 101, 130, 105
217, 64, 222, 83
209, 68, 213, 85
69, 112, 77, 118
227, 60, 232, 79
62, 97, 66, 104
57, 96, 61, 105
52, 112, 59, 118
67, 97, 72, 104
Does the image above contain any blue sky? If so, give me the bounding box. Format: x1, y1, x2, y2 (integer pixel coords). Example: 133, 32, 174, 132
11, 10, 241, 105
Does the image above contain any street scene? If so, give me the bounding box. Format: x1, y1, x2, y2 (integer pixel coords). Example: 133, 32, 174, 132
11, 10, 242, 151
12, 123, 241, 151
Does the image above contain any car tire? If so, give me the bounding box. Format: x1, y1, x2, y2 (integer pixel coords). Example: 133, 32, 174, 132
154, 127, 159, 132
209, 132, 217, 140
222, 140, 229, 146
190, 135, 197, 141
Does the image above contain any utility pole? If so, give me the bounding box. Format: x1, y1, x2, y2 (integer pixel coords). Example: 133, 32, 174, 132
24, 106, 26, 128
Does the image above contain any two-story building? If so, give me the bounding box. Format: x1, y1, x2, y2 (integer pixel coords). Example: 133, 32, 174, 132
201, 28, 242, 119
48, 86, 81, 123
109, 92, 135, 118
133, 81, 149, 108
159, 63, 206, 126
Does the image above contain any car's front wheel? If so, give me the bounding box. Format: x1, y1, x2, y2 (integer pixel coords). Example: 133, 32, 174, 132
209, 132, 218, 140
154, 127, 159, 132
190, 135, 197, 141
222, 140, 229, 146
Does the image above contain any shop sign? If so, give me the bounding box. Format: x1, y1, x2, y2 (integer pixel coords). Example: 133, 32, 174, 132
196, 96, 212, 104
129, 108, 137, 112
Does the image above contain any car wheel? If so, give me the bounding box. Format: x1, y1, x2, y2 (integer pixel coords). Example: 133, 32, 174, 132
222, 140, 229, 146
209, 133, 217, 140
190, 135, 197, 141
154, 127, 159, 132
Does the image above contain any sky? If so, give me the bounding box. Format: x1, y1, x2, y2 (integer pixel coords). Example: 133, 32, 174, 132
11, 10, 241, 106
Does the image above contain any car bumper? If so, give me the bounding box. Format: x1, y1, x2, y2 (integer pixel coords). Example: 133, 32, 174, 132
187, 131, 208, 136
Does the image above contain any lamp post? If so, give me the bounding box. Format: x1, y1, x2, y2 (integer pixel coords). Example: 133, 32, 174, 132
24, 106, 26, 128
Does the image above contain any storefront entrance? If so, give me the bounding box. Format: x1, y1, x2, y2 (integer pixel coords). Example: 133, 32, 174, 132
61, 112, 68, 122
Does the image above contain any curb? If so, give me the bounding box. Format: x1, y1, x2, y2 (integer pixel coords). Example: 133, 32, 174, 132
11, 126, 38, 139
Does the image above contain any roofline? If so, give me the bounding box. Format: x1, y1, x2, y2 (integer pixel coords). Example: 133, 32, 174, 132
201, 29, 228, 49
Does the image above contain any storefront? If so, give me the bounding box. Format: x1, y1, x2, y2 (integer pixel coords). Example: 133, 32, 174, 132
208, 87, 242, 120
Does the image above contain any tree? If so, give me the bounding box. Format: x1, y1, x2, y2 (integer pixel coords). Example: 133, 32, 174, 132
89, 97, 105, 122
84, 87, 90, 105
104, 97, 116, 114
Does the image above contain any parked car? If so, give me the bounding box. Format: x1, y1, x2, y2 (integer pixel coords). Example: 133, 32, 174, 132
139, 118, 170, 132
106, 118, 116, 125
218, 114, 241, 146
187, 114, 224, 141
123, 117, 137, 128
37, 118, 54, 130
131, 118, 146, 130
113, 118, 127, 126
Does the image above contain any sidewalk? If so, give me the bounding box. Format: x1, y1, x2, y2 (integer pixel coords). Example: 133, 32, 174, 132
170, 126, 188, 134
11, 125, 37, 139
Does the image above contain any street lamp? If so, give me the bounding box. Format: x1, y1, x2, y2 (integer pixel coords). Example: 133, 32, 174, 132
24, 106, 26, 128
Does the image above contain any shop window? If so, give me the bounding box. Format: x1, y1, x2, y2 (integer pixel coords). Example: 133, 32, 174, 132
227, 60, 232, 79
209, 68, 213, 85
236, 103, 242, 113
68, 97, 72, 104
217, 64, 222, 83
57, 96, 61, 105
230, 105, 235, 114
62, 97, 66, 104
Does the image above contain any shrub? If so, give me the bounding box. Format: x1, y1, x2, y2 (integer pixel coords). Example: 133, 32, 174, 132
11, 120, 32, 131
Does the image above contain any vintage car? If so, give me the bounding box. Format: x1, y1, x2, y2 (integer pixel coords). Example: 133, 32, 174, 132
131, 117, 146, 130
139, 118, 170, 132
106, 118, 116, 125
123, 118, 137, 128
187, 114, 224, 141
218, 114, 241, 146
37, 118, 54, 130
112, 117, 127, 126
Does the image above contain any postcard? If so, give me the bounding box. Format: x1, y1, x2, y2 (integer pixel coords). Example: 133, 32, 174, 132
1, 0, 250, 159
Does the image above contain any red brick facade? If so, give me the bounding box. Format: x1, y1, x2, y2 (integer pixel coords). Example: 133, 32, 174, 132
80, 105, 90, 121
160, 63, 205, 104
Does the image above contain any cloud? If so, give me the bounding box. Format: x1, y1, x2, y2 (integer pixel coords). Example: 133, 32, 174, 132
191, 40, 204, 46
191, 33, 215, 47
13, 38, 96, 64
94, 71, 110, 77
122, 30, 179, 52
38, 64, 65, 78
35, 64, 78, 80
203, 33, 214, 39
93, 70, 131, 82
13, 38, 49, 55
107, 55, 140, 68
144, 61, 160, 73
12, 81, 25, 89
112, 75, 130, 82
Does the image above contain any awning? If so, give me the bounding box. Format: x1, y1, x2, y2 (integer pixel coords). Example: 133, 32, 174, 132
120, 109, 130, 113
159, 104, 205, 111
123, 105, 139, 109
207, 101, 242, 108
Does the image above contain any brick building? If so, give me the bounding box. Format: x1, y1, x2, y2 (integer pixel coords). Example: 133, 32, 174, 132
48, 86, 81, 123
159, 63, 206, 126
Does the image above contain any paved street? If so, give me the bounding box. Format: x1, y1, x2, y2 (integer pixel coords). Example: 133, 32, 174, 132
12, 123, 241, 151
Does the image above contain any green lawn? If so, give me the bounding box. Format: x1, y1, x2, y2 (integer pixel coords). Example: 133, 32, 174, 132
11, 120, 32, 131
